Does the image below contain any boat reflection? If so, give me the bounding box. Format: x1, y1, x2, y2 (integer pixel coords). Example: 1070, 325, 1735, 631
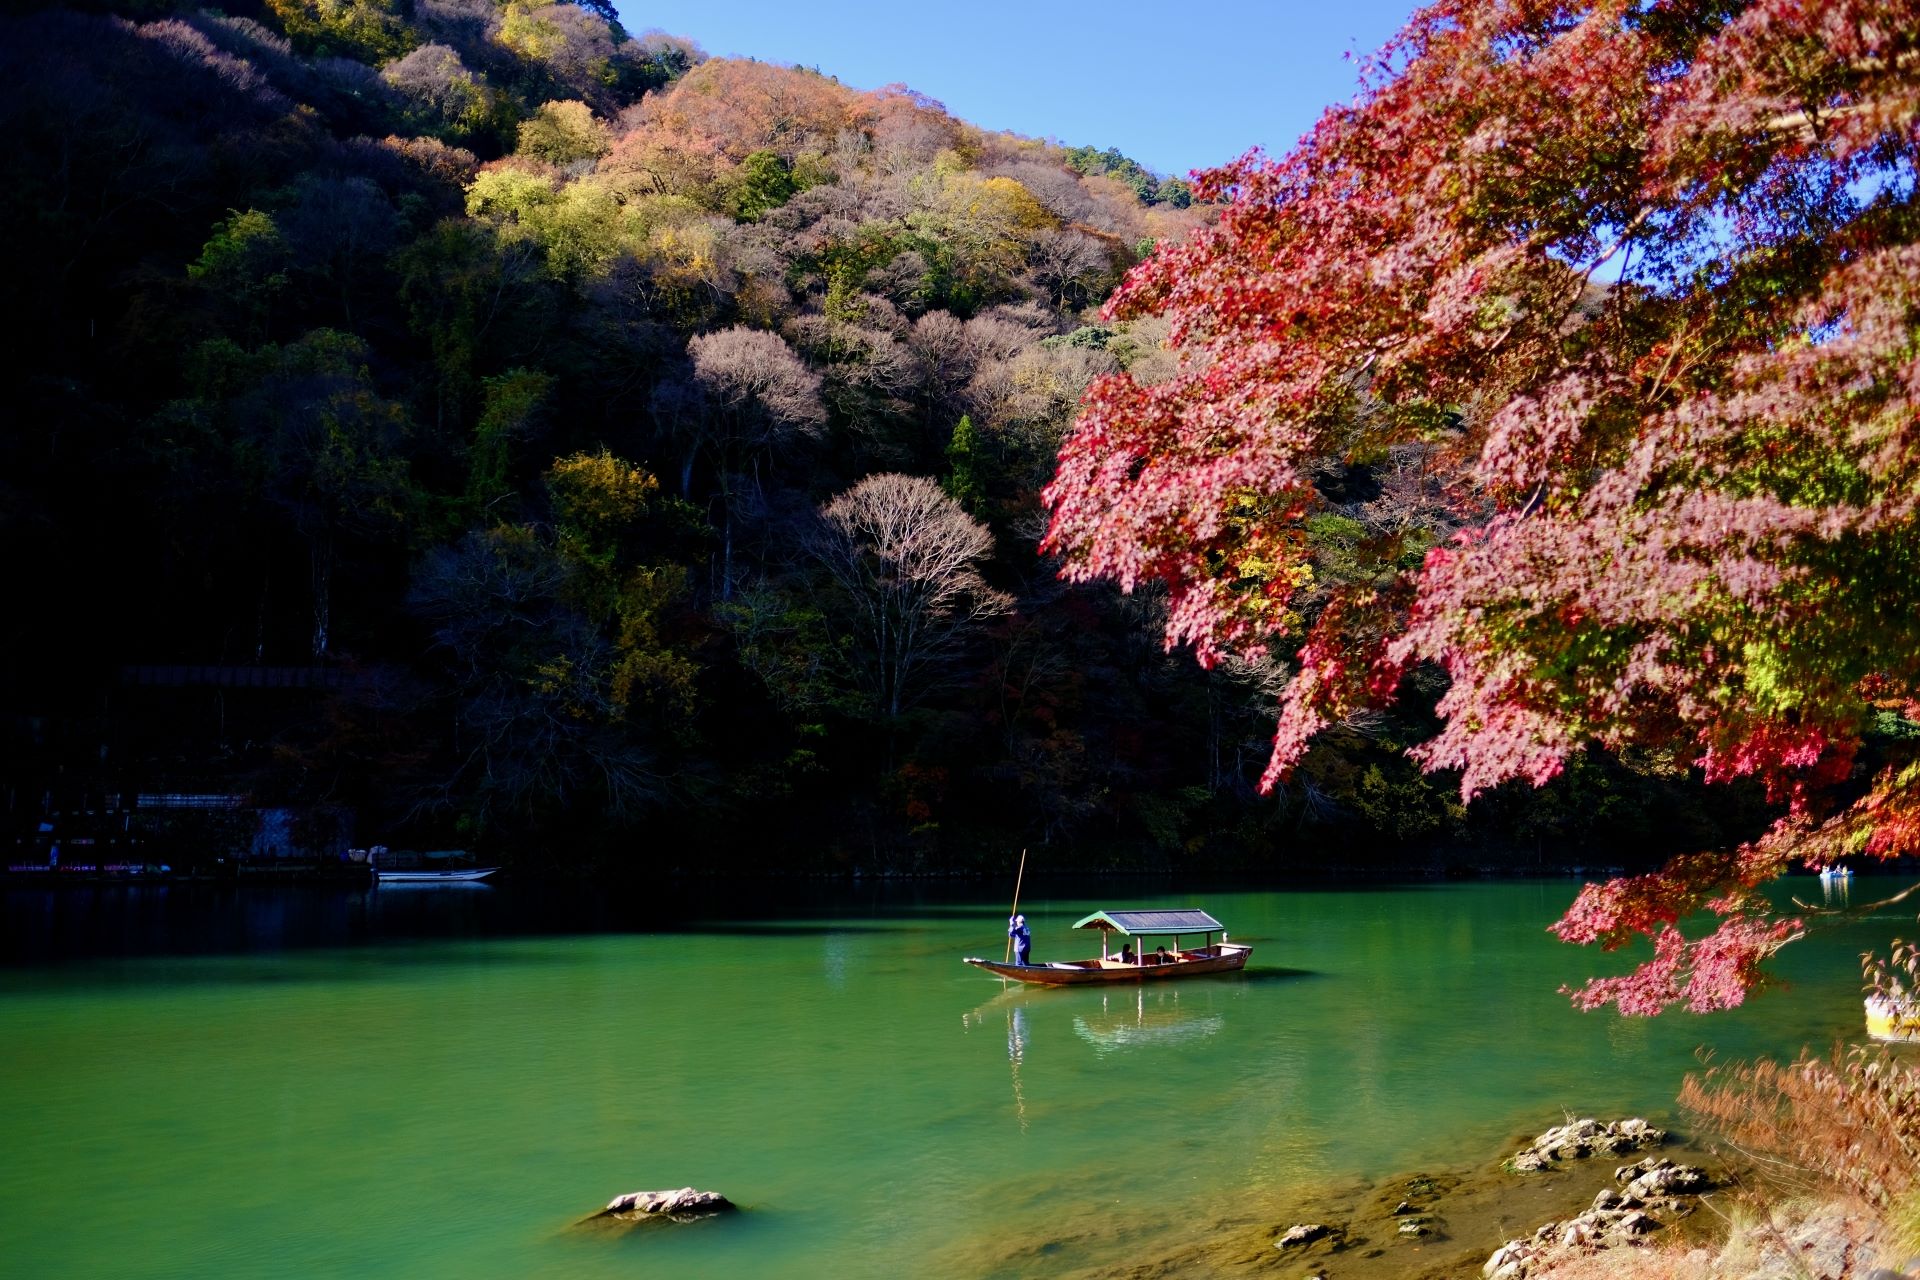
962, 982, 1234, 1055
1008, 1004, 1028, 1131
960, 980, 1240, 1132
1073, 985, 1226, 1054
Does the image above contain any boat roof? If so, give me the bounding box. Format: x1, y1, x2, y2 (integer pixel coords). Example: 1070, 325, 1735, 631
1071, 909, 1224, 936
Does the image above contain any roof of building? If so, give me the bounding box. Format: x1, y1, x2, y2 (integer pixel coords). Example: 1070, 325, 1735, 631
1071, 909, 1225, 936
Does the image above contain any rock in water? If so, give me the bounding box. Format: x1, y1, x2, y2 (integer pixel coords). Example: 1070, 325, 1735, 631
1275, 1223, 1333, 1249
1508, 1117, 1667, 1171
1614, 1156, 1710, 1201
600, 1187, 735, 1220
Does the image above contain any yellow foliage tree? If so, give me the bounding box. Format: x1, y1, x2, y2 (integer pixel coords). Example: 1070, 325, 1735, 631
265, 0, 415, 61
544, 451, 698, 722
548, 448, 658, 548
515, 100, 611, 167
907, 172, 1058, 304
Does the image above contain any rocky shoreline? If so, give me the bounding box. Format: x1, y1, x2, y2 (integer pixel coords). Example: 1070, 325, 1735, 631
560, 1116, 1914, 1280
1477, 1119, 1712, 1279
1257, 1118, 1718, 1280
1062, 1116, 1729, 1280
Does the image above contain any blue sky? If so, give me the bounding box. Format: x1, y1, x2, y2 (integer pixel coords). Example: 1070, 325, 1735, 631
615, 1, 1422, 178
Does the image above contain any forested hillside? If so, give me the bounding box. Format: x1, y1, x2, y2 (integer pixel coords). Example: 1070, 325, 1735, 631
0, 0, 1764, 871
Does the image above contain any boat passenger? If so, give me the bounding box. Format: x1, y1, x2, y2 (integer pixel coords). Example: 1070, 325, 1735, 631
1008, 914, 1032, 965
1155, 945, 1173, 965
1119, 943, 1135, 965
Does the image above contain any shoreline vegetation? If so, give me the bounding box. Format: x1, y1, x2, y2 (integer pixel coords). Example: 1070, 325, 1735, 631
0, 0, 1783, 880
0, 855, 1657, 884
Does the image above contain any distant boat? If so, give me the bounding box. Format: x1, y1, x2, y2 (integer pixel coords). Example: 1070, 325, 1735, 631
369, 848, 498, 884
963, 908, 1251, 985
1866, 994, 1920, 1042
375, 866, 498, 883
1819, 865, 1854, 881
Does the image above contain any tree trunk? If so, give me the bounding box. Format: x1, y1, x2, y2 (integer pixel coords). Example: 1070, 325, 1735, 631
255, 570, 271, 663
721, 494, 735, 603
310, 533, 334, 657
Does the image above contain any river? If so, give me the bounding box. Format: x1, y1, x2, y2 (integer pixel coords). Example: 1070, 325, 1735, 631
0, 874, 1896, 1278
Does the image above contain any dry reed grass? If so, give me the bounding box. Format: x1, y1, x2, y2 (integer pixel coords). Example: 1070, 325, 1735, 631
1533, 946, 1920, 1278
1531, 1244, 1717, 1279
1678, 949, 1920, 1232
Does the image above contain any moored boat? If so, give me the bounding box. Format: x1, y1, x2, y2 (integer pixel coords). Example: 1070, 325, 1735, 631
375, 866, 498, 883
368, 847, 499, 884
964, 908, 1251, 985
1866, 994, 1920, 1042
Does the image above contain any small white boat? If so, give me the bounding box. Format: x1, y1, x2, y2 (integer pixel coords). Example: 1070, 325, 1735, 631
368, 848, 498, 884
375, 866, 498, 883
1866, 994, 1920, 1042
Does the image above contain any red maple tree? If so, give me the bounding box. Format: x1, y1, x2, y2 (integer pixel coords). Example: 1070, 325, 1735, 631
1044, 0, 1920, 1013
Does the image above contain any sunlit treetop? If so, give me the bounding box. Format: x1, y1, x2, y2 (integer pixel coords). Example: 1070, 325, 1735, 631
1044, 0, 1920, 1014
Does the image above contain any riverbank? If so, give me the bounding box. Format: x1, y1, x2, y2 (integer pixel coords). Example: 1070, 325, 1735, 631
934, 1117, 1729, 1279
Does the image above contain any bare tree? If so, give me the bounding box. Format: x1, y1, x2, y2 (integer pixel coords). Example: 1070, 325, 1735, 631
410, 528, 662, 820
989, 161, 1096, 223
685, 325, 826, 598
907, 310, 978, 419
1026, 227, 1112, 311
814, 473, 1012, 720
688, 325, 826, 431
784, 315, 920, 454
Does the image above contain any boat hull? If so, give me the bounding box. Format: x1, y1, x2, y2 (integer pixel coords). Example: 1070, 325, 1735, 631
375, 868, 499, 883
964, 944, 1251, 985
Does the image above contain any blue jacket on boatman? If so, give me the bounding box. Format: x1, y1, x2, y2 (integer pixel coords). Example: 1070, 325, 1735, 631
1008, 914, 1031, 965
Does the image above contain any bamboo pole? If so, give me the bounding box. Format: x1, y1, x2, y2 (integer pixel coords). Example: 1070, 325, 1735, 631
1003, 848, 1028, 963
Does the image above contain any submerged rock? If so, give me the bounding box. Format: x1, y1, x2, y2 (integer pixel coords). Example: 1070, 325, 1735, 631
1275, 1222, 1334, 1249
595, 1187, 735, 1222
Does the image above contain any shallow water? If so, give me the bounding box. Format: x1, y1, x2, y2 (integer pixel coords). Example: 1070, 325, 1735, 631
0, 875, 1898, 1278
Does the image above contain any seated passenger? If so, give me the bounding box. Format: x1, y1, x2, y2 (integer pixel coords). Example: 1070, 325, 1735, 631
1155, 945, 1173, 964
1118, 943, 1135, 965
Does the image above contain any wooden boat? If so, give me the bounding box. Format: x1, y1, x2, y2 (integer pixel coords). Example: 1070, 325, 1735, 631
964, 908, 1251, 985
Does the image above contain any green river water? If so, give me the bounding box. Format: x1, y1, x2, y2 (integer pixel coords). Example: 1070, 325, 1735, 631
0, 875, 1900, 1278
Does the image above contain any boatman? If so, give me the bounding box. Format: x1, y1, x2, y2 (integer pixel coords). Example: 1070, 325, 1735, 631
1008, 914, 1031, 965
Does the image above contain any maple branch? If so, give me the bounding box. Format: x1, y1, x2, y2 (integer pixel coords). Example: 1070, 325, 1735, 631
1579, 206, 1652, 285
1789, 880, 1920, 918
1762, 101, 1869, 141
1516, 483, 1545, 520
1759, 50, 1919, 138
